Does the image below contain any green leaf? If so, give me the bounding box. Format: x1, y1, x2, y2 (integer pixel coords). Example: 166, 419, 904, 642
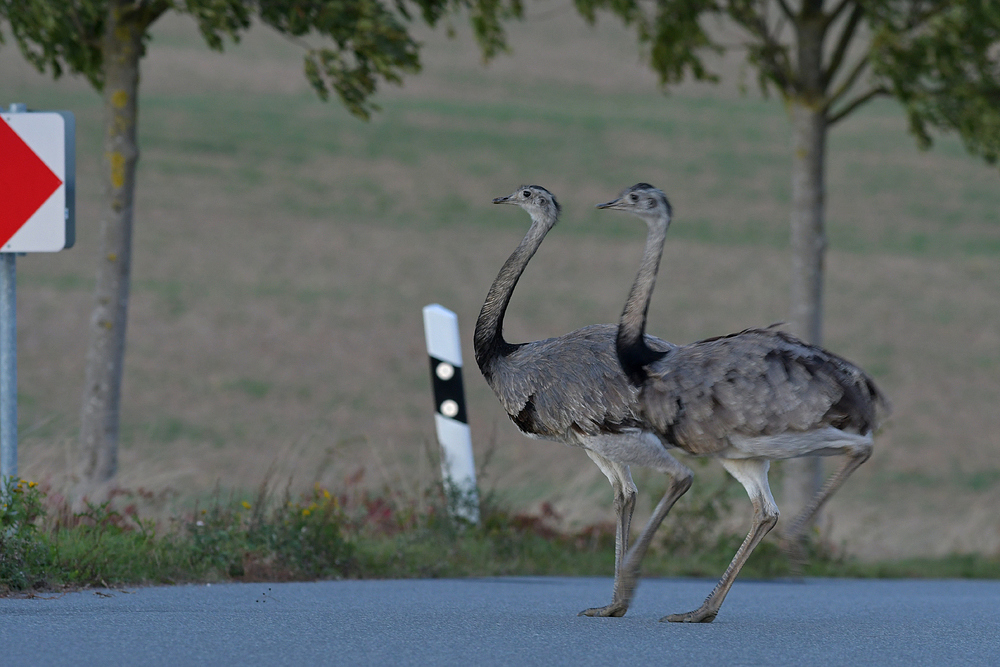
869, 0, 1000, 164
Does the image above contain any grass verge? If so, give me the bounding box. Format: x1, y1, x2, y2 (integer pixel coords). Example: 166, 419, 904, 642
2, 475, 998, 596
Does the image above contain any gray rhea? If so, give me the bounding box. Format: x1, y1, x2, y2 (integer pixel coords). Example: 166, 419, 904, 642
596, 183, 890, 623
474, 185, 687, 617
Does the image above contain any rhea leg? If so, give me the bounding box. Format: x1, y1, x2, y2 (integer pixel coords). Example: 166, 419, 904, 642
591, 465, 691, 616
781, 438, 873, 563
664, 458, 778, 623
583, 450, 636, 609
578, 434, 693, 618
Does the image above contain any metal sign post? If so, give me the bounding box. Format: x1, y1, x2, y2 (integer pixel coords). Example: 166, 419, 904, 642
0, 251, 14, 480
422, 304, 479, 523
0, 103, 75, 483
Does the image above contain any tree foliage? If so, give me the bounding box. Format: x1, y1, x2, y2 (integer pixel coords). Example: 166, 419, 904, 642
571, 0, 1000, 151
870, 1, 1000, 162
0, 0, 523, 119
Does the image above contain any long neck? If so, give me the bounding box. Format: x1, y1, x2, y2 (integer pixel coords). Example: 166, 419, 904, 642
474, 214, 553, 375
617, 215, 669, 383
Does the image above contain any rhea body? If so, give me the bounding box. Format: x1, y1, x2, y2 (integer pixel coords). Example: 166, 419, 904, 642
474, 186, 688, 616
595, 183, 888, 623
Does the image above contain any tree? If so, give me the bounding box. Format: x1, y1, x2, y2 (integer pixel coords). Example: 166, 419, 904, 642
0, 0, 519, 491
569, 0, 1000, 526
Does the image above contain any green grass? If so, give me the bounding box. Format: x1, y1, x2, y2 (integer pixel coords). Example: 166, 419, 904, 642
4, 478, 998, 596
117, 417, 226, 449
875, 467, 1000, 492
223, 378, 273, 400
115, 87, 1000, 258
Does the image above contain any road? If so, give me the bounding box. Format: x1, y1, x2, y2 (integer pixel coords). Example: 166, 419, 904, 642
2, 577, 998, 665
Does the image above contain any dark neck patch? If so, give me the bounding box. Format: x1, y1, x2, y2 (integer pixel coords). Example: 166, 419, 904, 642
617, 337, 667, 385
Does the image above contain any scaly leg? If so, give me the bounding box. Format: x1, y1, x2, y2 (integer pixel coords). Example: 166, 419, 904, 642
613, 478, 637, 587
781, 442, 873, 568
580, 460, 692, 617
576, 433, 693, 618
664, 458, 777, 623
579, 450, 637, 617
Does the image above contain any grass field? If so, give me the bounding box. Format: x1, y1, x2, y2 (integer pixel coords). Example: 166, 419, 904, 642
3, 6, 999, 561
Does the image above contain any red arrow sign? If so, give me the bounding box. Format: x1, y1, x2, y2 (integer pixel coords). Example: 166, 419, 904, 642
0, 118, 63, 247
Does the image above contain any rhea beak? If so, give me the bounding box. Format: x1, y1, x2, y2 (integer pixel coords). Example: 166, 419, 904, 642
493, 195, 514, 205
596, 197, 622, 210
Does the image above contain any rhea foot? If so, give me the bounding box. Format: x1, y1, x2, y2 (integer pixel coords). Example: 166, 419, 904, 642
579, 601, 628, 617
661, 607, 717, 623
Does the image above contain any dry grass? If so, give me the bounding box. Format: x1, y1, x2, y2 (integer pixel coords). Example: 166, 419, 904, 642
3, 6, 999, 560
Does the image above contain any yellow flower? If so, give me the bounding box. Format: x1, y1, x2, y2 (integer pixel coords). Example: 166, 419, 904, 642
241, 501, 251, 510
28, 481, 37, 488
323, 489, 331, 500
302, 509, 311, 517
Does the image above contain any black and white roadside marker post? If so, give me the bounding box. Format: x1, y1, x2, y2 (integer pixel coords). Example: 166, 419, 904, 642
422, 304, 479, 523
0, 103, 75, 487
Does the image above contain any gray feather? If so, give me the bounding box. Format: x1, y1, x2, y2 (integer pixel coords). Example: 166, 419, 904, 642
640, 327, 888, 455
489, 324, 674, 440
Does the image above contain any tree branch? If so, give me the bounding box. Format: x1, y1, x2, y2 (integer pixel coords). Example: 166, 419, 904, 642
67, 3, 99, 51
728, 4, 793, 92
757, 43, 793, 92
904, 0, 950, 31
775, 0, 794, 21
119, 0, 170, 29
828, 85, 889, 125
822, 3, 863, 88
823, 0, 854, 29
825, 52, 869, 107
143, 0, 171, 27
801, 0, 825, 18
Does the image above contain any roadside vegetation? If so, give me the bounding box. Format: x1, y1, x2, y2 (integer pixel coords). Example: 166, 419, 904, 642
3, 474, 998, 596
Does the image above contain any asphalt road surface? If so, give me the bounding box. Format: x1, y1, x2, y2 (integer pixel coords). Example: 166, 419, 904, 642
2, 577, 998, 665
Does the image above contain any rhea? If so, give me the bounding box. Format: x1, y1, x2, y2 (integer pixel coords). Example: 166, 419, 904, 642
474, 185, 690, 616
595, 183, 889, 622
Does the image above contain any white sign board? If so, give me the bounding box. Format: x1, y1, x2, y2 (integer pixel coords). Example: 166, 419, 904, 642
0, 110, 75, 252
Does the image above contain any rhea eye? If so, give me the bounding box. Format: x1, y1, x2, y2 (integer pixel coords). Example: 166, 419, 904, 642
522, 190, 531, 198
629, 193, 639, 202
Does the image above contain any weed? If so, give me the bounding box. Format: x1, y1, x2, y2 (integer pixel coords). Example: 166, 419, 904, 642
185, 494, 248, 578
46, 501, 168, 586
247, 483, 353, 579
1, 473, 998, 595
0, 478, 49, 592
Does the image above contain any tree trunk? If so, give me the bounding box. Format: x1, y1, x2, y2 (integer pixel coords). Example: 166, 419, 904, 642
783, 99, 828, 524
78, 2, 144, 490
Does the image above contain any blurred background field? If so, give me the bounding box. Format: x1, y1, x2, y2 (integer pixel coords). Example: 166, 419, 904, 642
3, 5, 999, 561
